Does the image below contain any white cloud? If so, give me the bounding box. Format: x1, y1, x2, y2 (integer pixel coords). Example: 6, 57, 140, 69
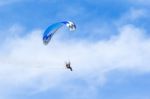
0, 24, 150, 98
115, 8, 149, 26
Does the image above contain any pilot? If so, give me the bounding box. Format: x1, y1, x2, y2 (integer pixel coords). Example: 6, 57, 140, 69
65, 61, 72, 71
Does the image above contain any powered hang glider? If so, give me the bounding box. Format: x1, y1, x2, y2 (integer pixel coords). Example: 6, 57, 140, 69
43, 21, 76, 45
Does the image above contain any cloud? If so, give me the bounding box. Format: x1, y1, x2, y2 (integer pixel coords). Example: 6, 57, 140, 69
0, 23, 150, 98
0, 0, 149, 98
115, 8, 149, 26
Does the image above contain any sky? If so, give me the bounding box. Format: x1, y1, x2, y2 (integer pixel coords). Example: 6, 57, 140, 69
0, 0, 150, 99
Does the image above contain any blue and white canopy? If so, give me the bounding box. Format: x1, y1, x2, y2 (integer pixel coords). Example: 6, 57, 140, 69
43, 21, 76, 45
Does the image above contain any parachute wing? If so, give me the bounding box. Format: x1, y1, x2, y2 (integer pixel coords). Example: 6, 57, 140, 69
43, 21, 76, 45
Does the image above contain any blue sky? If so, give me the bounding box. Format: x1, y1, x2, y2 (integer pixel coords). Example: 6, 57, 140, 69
0, 0, 150, 99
